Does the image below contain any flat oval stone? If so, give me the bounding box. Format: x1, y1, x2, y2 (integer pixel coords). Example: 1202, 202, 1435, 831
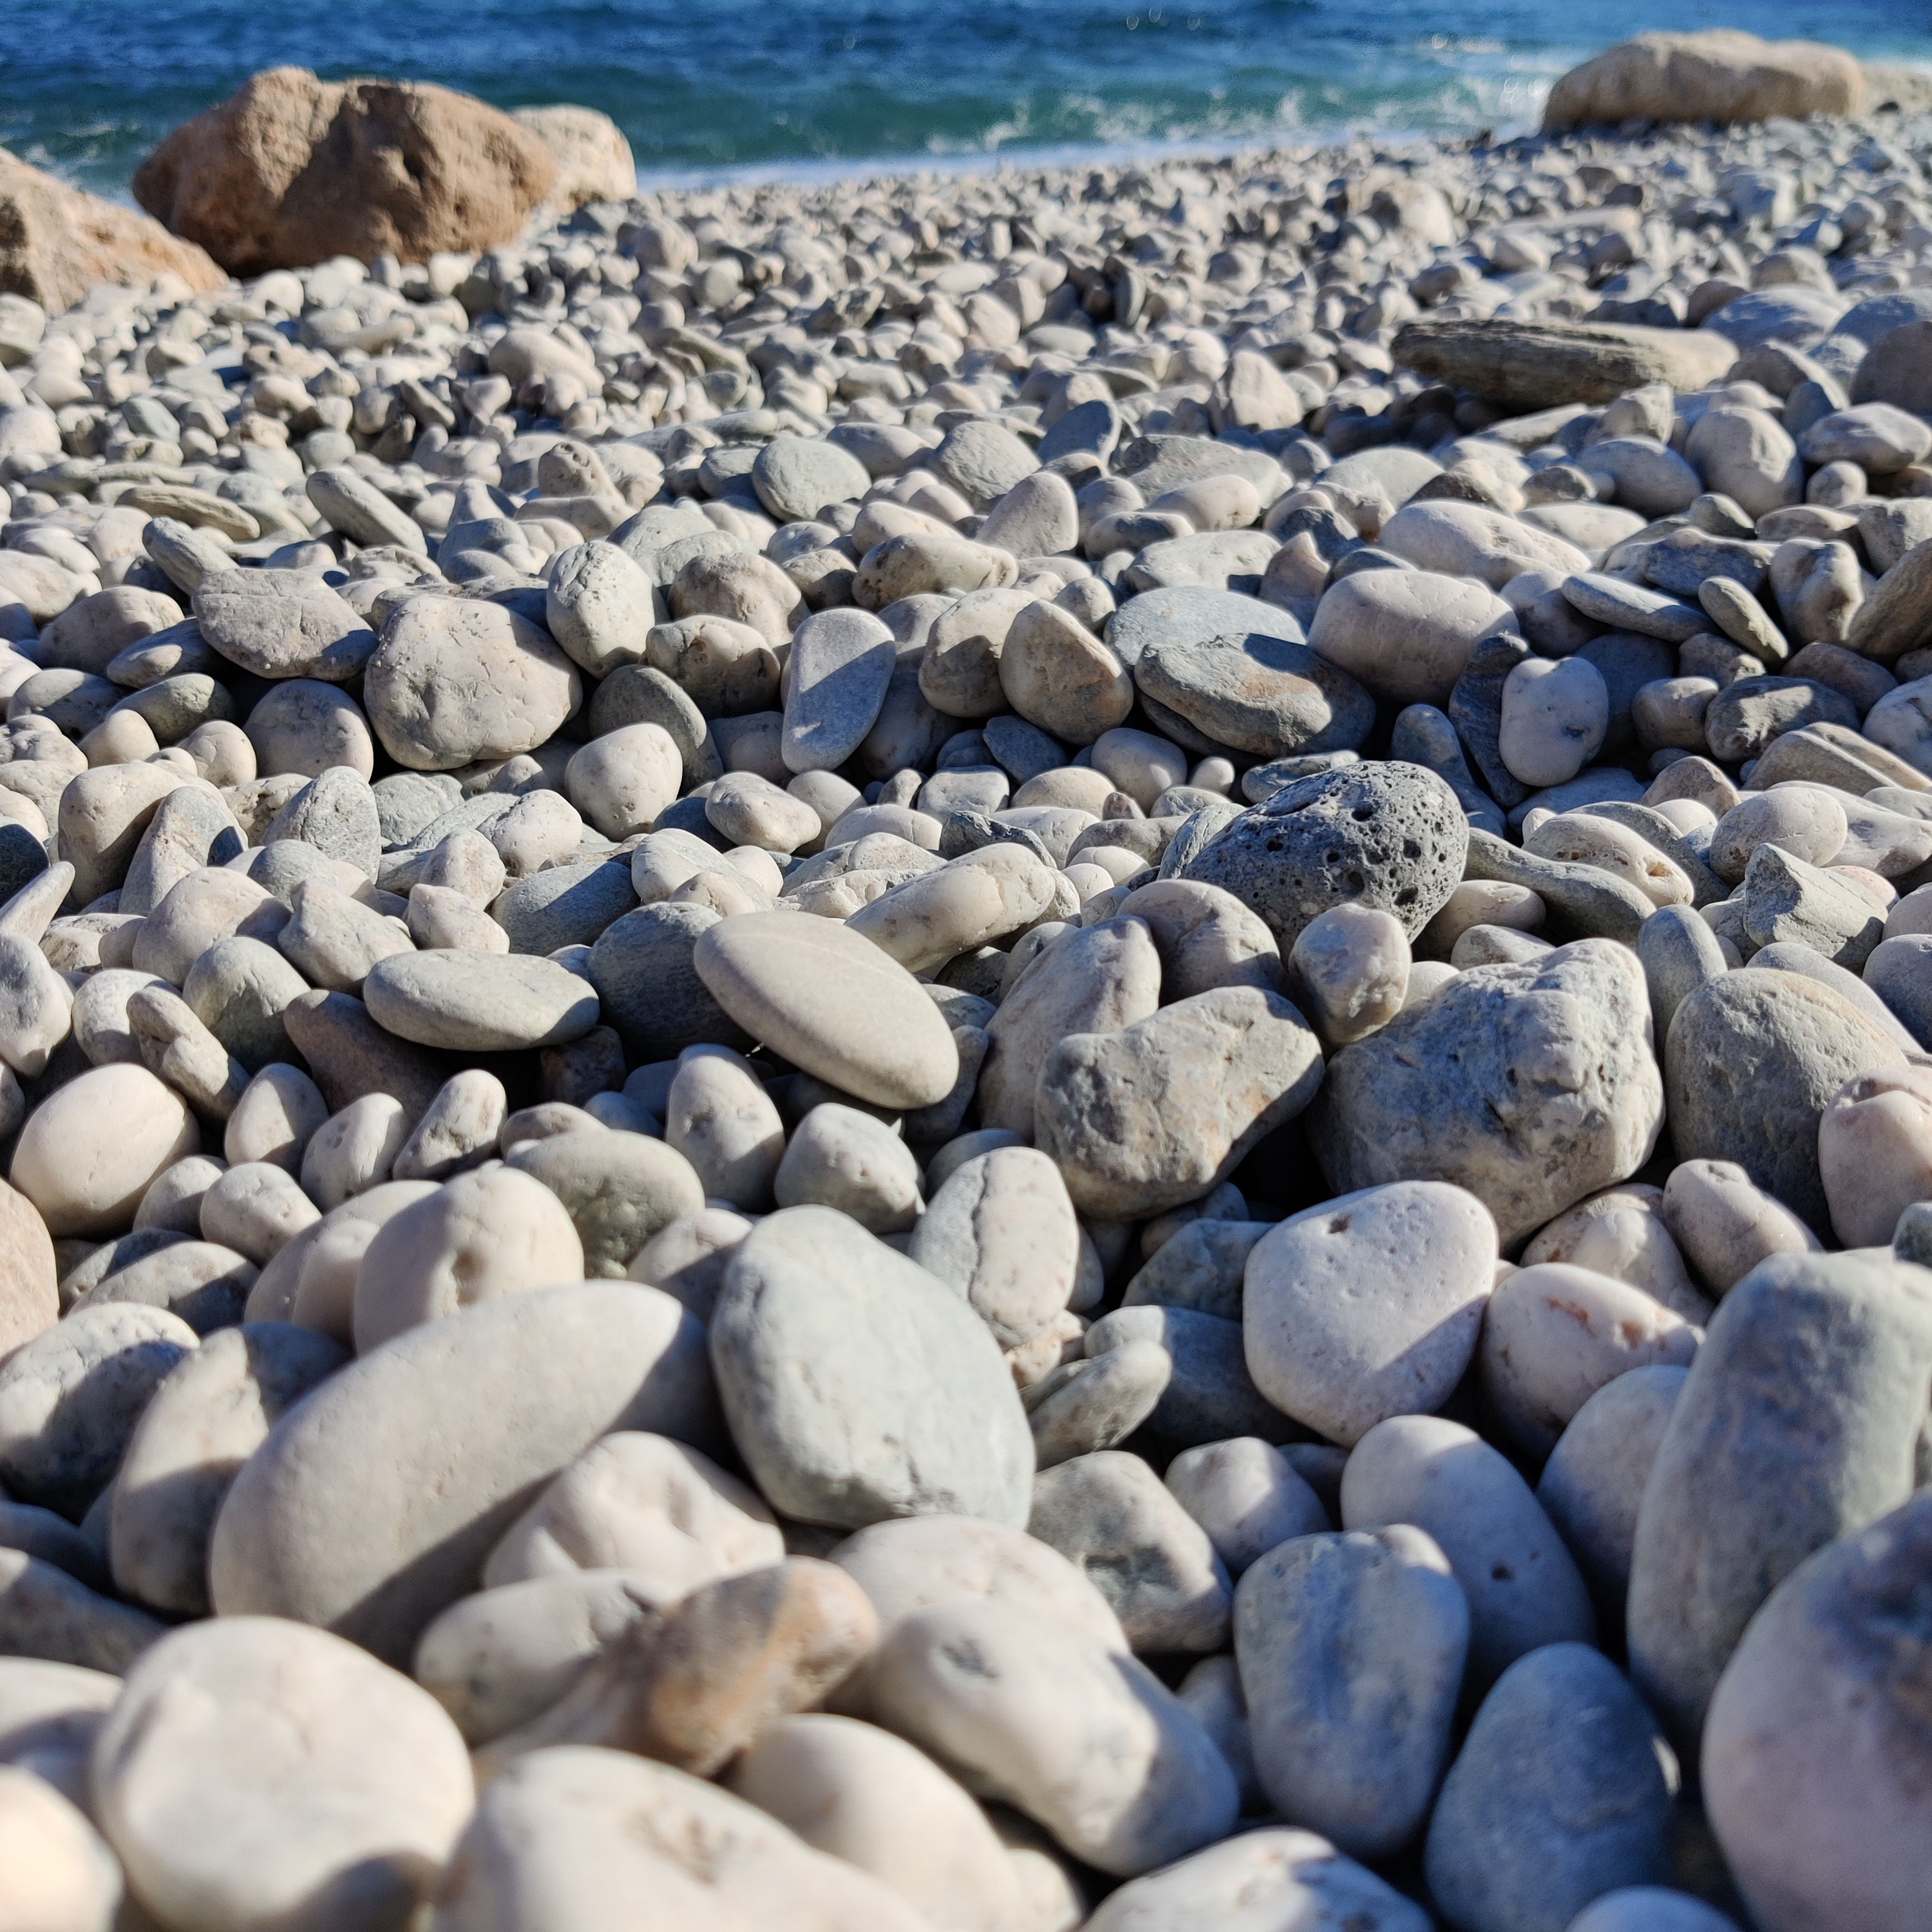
1135, 629, 1374, 758
693, 911, 960, 1109
1107, 586, 1304, 668
192, 569, 377, 683
209, 1282, 721, 1666
363, 951, 600, 1052
782, 608, 896, 775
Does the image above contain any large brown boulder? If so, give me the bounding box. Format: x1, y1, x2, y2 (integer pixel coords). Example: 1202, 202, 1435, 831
0, 151, 223, 314
513, 106, 636, 210
1544, 32, 1866, 130
133, 66, 560, 275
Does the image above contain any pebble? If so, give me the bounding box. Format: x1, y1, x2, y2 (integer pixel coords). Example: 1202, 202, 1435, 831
93, 1616, 473, 1932
0, 66, 1924, 1916
710, 1206, 1033, 1530
1244, 1180, 1497, 1444
1627, 1250, 1932, 1747
867, 1600, 1239, 1877
1423, 1643, 1678, 1932
1342, 1414, 1596, 1689
1236, 1525, 1468, 1858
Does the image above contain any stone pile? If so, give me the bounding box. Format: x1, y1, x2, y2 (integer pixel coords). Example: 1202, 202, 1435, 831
1, 42, 1932, 1932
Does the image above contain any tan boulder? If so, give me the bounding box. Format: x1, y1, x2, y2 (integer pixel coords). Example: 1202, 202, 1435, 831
1543, 32, 1865, 130
514, 106, 636, 209
0, 152, 222, 314
133, 66, 558, 274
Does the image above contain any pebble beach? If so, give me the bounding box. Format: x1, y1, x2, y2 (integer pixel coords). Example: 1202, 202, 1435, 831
3, 26, 1932, 1932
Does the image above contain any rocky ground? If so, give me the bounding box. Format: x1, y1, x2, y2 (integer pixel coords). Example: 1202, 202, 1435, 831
3, 33, 1932, 1932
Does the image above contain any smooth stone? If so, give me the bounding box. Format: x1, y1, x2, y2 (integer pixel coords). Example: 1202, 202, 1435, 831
1243, 1180, 1498, 1445
191, 568, 377, 681
710, 1206, 1034, 1530
1637, 904, 1729, 1043
1703, 1488, 1932, 1932
1479, 1262, 1699, 1459
71, 1236, 254, 1336
434, 1743, 930, 1931
1537, 1365, 1687, 1607
93, 1617, 471, 1932
867, 1600, 1238, 1877
782, 607, 897, 774
1665, 969, 1907, 1233
909, 1146, 1079, 1347
10, 1063, 198, 1238
1163, 1437, 1327, 1575
589, 901, 751, 1062
1082, 1828, 1430, 1932
184, 936, 311, 1070
352, 1165, 587, 1351
109, 1321, 345, 1617
1423, 1643, 1678, 1932
1135, 629, 1373, 759
694, 911, 960, 1109
209, 1282, 720, 1666
1308, 567, 1517, 707
1519, 1184, 1710, 1322
507, 1128, 707, 1276
363, 950, 599, 1052
1499, 655, 1609, 788
1084, 1303, 1290, 1444
846, 844, 1059, 974
1342, 1414, 1596, 1690
663, 1046, 785, 1209
1567, 1891, 1741, 1932
1235, 1525, 1469, 1859
1461, 828, 1654, 945
0, 1766, 122, 1930
1627, 1250, 1932, 1747
1659, 1158, 1823, 1296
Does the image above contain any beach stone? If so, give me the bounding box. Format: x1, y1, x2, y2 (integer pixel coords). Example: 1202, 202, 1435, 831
1519, 1184, 1709, 1321
710, 1206, 1032, 1530
1308, 568, 1516, 708
58, 762, 187, 906
1122, 1218, 1270, 1321
1244, 1181, 1497, 1445
1083, 1828, 1430, 1932
564, 723, 681, 840
753, 437, 872, 523
1636, 905, 1728, 1048
363, 950, 598, 1053
1526, 812, 1690, 910
365, 598, 580, 772
1499, 656, 1609, 788
1162, 1437, 1326, 1576
120, 785, 244, 916
508, 1128, 706, 1276
482, 1430, 778, 1596
589, 902, 749, 1063
663, 1047, 784, 1210
730, 1713, 1032, 1932
1705, 675, 1859, 763
1424, 1643, 1677, 1932
544, 542, 658, 677
392, 1070, 509, 1182
0, 1544, 167, 1672
352, 1164, 585, 1351
1543, 29, 1864, 126
413, 1568, 662, 1745
480, 1557, 876, 1779
1479, 1262, 1699, 1460
1180, 762, 1466, 952
1709, 788, 1845, 881
626, 1208, 753, 1323
70, 1234, 252, 1335
772, 1104, 922, 1235
1660, 1158, 1822, 1295
0, 1175, 55, 1357
1537, 1365, 1687, 1607
435, 1745, 930, 1932
867, 1600, 1238, 1876
0, 1765, 122, 1929
94, 1615, 472, 1932
1566, 1891, 1739, 1932
1703, 1489, 1932, 1932
278, 878, 412, 994
109, 1321, 343, 1617
279, 989, 450, 1125
1287, 901, 1409, 1044
1081, 1303, 1285, 1445
978, 917, 1161, 1137
211, 1280, 718, 1665
243, 679, 374, 781
1314, 940, 1663, 1248
1343, 1414, 1595, 1689
1817, 1066, 1932, 1247
910, 1146, 1077, 1347
1235, 1525, 1468, 1859
0, 1300, 194, 1527
848, 844, 1059, 974
1029, 1449, 1232, 1652
783, 607, 896, 774
10, 1063, 198, 1239
1114, 878, 1280, 999
998, 601, 1133, 746
1391, 317, 1737, 412
1665, 969, 1906, 1233
694, 911, 960, 1108
1135, 629, 1373, 759
224, 1062, 328, 1173
1036, 986, 1323, 1219
1738, 844, 1884, 967
192, 569, 377, 682
1627, 1249, 1932, 1746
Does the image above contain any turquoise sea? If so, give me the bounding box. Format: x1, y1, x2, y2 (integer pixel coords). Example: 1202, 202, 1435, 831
3, 0, 1930, 199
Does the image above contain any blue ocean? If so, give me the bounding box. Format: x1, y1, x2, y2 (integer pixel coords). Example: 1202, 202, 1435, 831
3, 0, 1930, 199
